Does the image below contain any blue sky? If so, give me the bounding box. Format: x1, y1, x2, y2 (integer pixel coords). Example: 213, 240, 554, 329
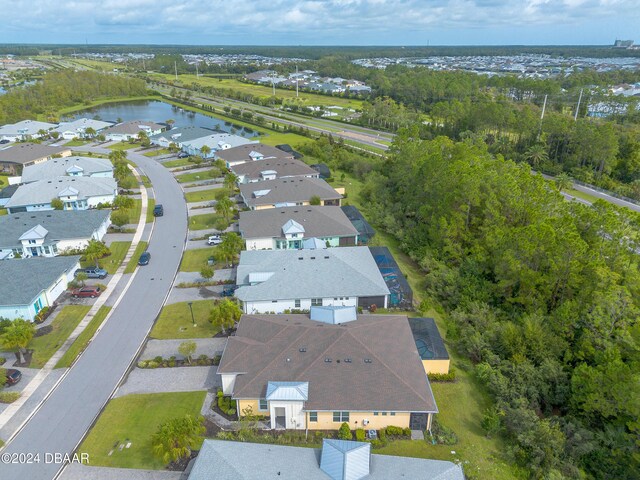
0, 0, 638, 45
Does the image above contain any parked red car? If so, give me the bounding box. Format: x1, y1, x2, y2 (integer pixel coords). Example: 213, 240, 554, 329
71, 286, 101, 298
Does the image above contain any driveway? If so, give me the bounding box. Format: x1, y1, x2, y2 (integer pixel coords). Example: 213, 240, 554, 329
2, 146, 188, 480
114, 366, 220, 397
175, 268, 235, 285
167, 285, 225, 304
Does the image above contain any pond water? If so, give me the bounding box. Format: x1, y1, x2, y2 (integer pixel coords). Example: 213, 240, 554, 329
62, 100, 258, 137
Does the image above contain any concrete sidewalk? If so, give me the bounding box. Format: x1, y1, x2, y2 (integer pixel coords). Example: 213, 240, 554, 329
0, 165, 152, 438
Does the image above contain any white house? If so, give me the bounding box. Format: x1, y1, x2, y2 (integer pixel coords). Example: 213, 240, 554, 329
20, 156, 114, 183
53, 118, 113, 140
102, 120, 164, 142
235, 247, 390, 313
181, 134, 257, 159
0, 256, 81, 321
0, 120, 57, 142
149, 126, 215, 149
0, 210, 111, 259
5, 176, 117, 213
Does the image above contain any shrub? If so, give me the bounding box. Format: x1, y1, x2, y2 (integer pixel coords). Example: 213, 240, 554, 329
168, 360, 176, 367
378, 429, 387, 445
146, 361, 159, 369
428, 369, 457, 382
355, 428, 366, 441
34, 325, 53, 337
0, 391, 21, 403
428, 419, 458, 445
338, 422, 352, 440
385, 425, 405, 437
137, 360, 148, 368
314, 431, 326, 442
154, 356, 163, 363
0, 357, 5, 365
217, 390, 224, 398
403, 427, 411, 437
370, 439, 384, 449
228, 409, 236, 416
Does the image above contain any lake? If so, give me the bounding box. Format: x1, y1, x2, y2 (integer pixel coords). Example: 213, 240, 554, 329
63, 100, 259, 137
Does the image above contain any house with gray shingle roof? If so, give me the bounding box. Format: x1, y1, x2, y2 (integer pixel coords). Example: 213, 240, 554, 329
0, 143, 72, 175
102, 120, 164, 142
149, 126, 216, 149
235, 247, 389, 313
0, 256, 81, 320
0, 120, 57, 142
5, 176, 117, 213
21, 156, 113, 183
230, 157, 318, 184
0, 210, 111, 259
217, 308, 437, 432
53, 118, 114, 140
215, 143, 293, 168
182, 133, 257, 159
188, 439, 464, 480
239, 206, 358, 250
240, 177, 342, 210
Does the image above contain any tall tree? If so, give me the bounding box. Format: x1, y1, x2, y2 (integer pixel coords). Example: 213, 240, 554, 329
151, 415, 205, 465
2, 319, 36, 364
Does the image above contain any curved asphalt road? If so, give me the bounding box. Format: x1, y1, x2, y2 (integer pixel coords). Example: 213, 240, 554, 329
2, 148, 187, 480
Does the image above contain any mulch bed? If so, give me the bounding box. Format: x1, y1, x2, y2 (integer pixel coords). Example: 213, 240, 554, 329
166, 449, 198, 471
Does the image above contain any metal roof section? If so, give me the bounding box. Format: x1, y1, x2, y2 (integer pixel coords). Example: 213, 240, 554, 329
320, 440, 371, 480
310, 306, 358, 325
21, 156, 113, 183
265, 381, 309, 401
282, 219, 305, 235
252, 189, 271, 198
302, 237, 326, 249
58, 186, 79, 197
248, 271, 275, 284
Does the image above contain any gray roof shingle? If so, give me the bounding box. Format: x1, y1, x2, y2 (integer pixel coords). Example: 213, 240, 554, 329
21, 156, 113, 183
0, 256, 81, 306
240, 177, 342, 208
218, 313, 437, 412
230, 157, 318, 182
149, 126, 216, 145
239, 206, 358, 240
235, 247, 389, 302
5, 177, 117, 209
0, 210, 111, 249
0, 143, 71, 165
216, 143, 293, 164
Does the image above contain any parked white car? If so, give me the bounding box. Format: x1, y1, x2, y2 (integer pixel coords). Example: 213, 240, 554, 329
207, 235, 222, 246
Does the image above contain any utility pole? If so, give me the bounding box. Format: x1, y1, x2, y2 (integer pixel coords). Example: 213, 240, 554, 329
574, 88, 583, 121
296, 65, 299, 98
174, 61, 178, 81
195, 61, 199, 78
537, 94, 547, 140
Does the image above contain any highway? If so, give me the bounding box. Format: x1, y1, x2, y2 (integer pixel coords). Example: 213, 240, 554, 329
1, 148, 187, 480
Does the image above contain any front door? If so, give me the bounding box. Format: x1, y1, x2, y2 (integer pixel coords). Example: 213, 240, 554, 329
410, 413, 428, 431
275, 407, 286, 429
30, 247, 39, 256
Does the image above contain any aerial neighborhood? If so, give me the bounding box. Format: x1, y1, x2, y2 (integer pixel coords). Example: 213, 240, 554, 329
0, 109, 455, 479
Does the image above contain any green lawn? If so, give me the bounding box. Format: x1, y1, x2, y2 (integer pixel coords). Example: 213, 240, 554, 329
162, 158, 192, 168
78, 392, 207, 469
0, 174, 10, 188
30, 306, 91, 368
184, 189, 222, 203
176, 169, 220, 184
124, 241, 148, 274
55, 307, 111, 368
64, 139, 90, 147
565, 187, 599, 204
124, 199, 142, 225
150, 300, 220, 339
143, 148, 171, 157
0, 208, 7, 216
146, 198, 155, 223
188, 213, 230, 231
258, 132, 314, 148
179, 247, 228, 272
83, 241, 130, 274
141, 176, 152, 188
109, 142, 140, 151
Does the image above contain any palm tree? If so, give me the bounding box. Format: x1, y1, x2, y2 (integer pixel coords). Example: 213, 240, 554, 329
151, 415, 205, 465
200, 145, 212, 158
216, 233, 243, 267
2, 319, 36, 364
525, 144, 549, 169
223, 173, 238, 191
555, 172, 573, 193
210, 299, 241, 334
84, 127, 96, 139
215, 197, 234, 223
84, 239, 110, 268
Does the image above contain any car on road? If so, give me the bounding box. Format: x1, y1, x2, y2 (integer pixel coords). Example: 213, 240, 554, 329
71, 286, 102, 298
222, 285, 238, 297
153, 204, 164, 217
138, 251, 151, 266
74, 267, 108, 279
177, 152, 189, 158
207, 235, 222, 245
5, 369, 22, 386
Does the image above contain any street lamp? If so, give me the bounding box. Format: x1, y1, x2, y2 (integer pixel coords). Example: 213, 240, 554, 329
188, 302, 196, 327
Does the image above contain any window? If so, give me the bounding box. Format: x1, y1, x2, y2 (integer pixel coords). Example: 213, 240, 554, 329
259, 399, 268, 411
294, 299, 301, 308
333, 411, 349, 422
272, 300, 278, 303
309, 412, 318, 422
390, 412, 396, 416
311, 298, 323, 307
373, 412, 379, 416
382, 412, 387, 416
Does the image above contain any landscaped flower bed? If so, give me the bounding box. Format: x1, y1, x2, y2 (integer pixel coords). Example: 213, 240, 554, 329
137, 354, 220, 369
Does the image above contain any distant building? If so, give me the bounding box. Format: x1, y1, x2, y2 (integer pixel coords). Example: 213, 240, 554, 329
0, 255, 81, 321
0, 209, 111, 259
613, 39, 634, 48
5, 176, 117, 213
0, 143, 72, 175
53, 118, 113, 140
0, 120, 57, 142
21, 156, 113, 183
102, 120, 164, 142
182, 134, 257, 159
149, 126, 216, 149
239, 206, 358, 250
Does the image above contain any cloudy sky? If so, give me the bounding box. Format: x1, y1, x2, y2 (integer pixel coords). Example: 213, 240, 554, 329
0, 0, 638, 45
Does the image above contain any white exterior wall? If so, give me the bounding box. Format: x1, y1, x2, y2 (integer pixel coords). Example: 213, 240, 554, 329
221, 374, 237, 395
0, 300, 39, 321
44, 267, 76, 306
57, 237, 93, 253
269, 400, 306, 430
243, 296, 358, 314
86, 194, 116, 208
244, 237, 274, 250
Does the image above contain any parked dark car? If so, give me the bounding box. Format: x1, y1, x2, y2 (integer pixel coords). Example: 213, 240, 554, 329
71, 286, 102, 298
0, 139, 10, 145
177, 152, 189, 158
138, 251, 151, 266
153, 204, 164, 217
5, 369, 22, 386
222, 285, 238, 297
75, 267, 108, 279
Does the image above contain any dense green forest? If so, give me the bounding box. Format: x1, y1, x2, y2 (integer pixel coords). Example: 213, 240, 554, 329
0, 70, 148, 124
302, 134, 639, 479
